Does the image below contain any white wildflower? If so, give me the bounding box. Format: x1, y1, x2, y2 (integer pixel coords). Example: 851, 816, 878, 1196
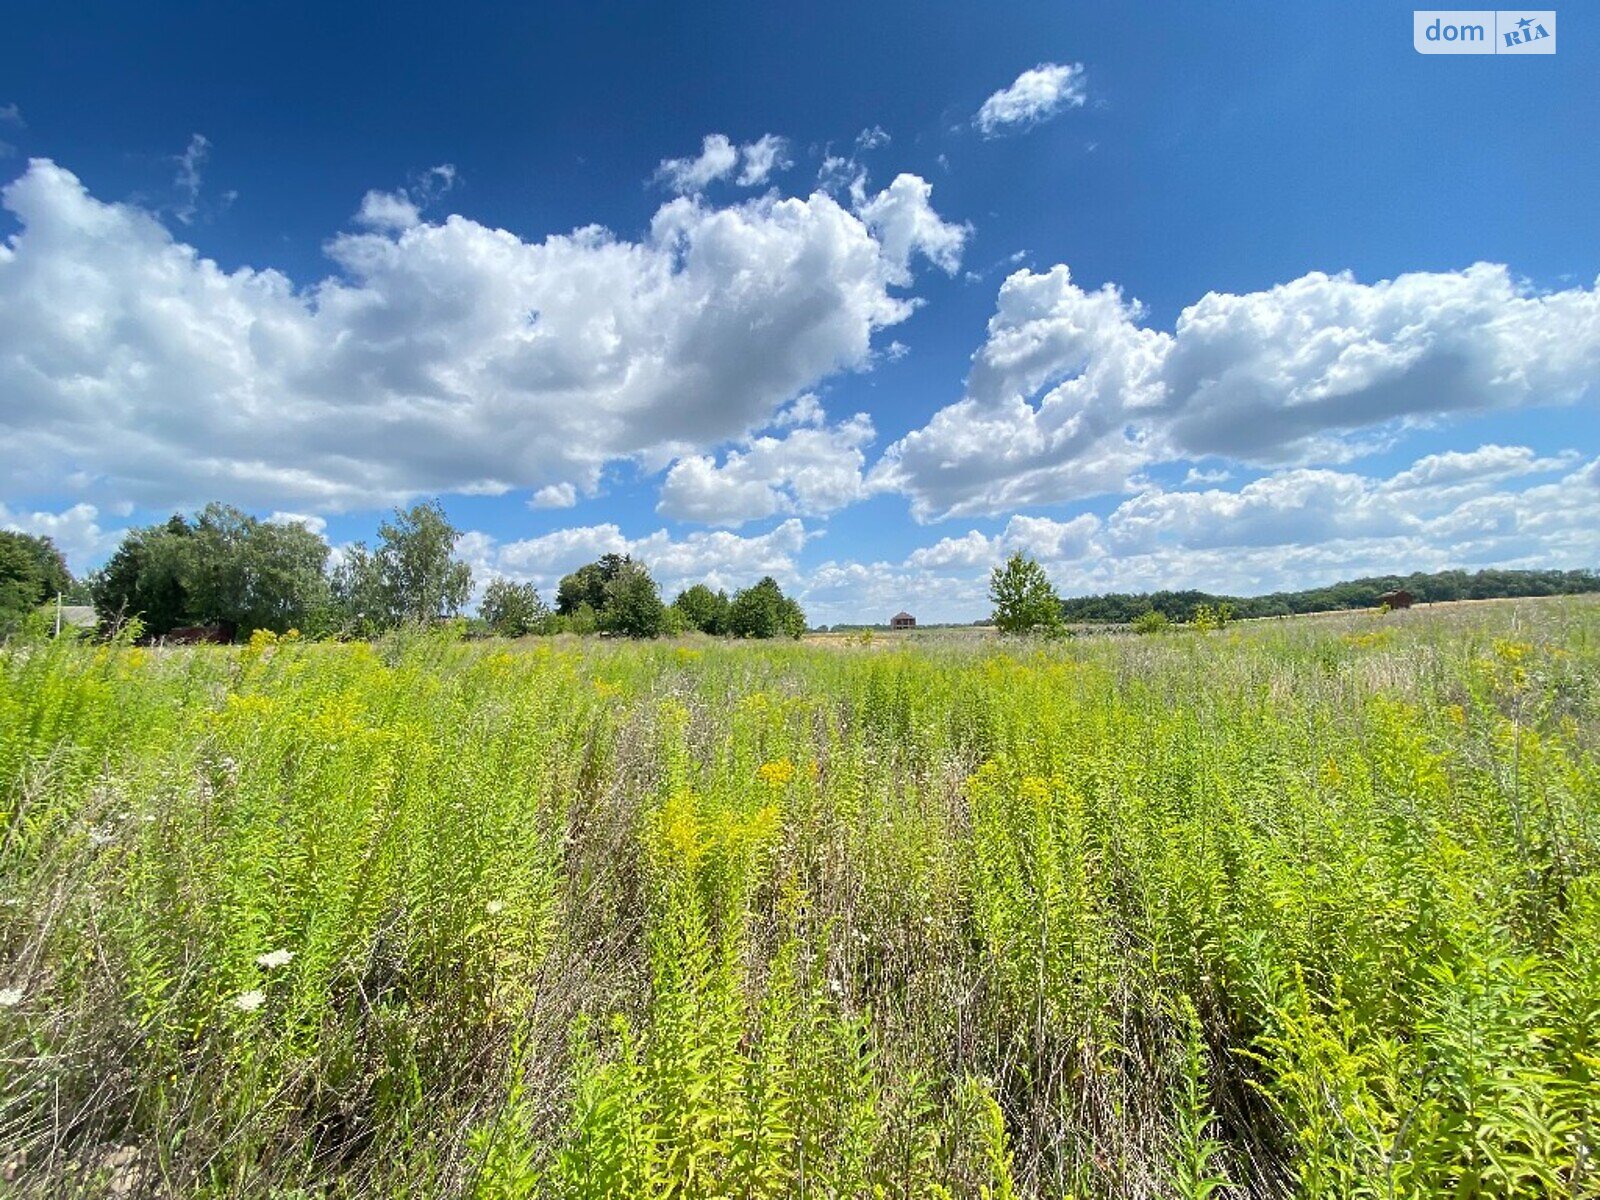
0, 986, 24, 1008
255, 949, 294, 969
232, 989, 266, 1013
484, 900, 505, 916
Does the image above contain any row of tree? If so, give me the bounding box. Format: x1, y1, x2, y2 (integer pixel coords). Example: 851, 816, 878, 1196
989, 556, 1600, 633
19, 507, 1590, 643
54, 500, 805, 642
0, 530, 84, 633
481, 554, 805, 639
1056, 567, 1600, 625
86, 502, 470, 640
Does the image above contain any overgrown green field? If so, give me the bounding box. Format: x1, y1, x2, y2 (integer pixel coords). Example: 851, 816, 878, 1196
2, 600, 1598, 1198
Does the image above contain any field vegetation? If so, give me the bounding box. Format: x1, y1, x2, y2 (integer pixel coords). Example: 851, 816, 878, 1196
1, 599, 1598, 1197
1058, 568, 1600, 626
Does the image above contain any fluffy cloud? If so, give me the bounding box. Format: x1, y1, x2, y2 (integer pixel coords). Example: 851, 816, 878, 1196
848, 447, 1600, 623
0, 158, 960, 513
875, 262, 1600, 520
856, 173, 969, 282
466, 517, 813, 598
901, 514, 1098, 576
975, 63, 1088, 136
657, 409, 875, 525
656, 134, 740, 193
873, 265, 1165, 518
0, 501, 124, 571
355, 189, 422, 232
736, 134, 792, 187
264, 511, 329, 536
354, 164, 456, 231
656, 134, 791, 194
1380, 444, 1579, 492
529, 482, 578, 509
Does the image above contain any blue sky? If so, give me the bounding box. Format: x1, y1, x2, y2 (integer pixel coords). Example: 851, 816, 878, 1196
1, 1, 1596, 622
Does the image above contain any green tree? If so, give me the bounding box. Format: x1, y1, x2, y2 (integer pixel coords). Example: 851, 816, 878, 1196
555, 601, 598, 636
599, 560, 667, 638
329, 543, 387, 635
91, 509, 330, 638
334, 501, 473, 630
672, 583, 730, 635
988, 553, 1063, 635
375, 501, 473, 625
90, 516, 194, 637
556, 554, 630, 616
1190, 602, 1232, 632
182, 505, 331, 633
728, 576, 806, 639
480, 578, 547, 637
0, 531, 75, 631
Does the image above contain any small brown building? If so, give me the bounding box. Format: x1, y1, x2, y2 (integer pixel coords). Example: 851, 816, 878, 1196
1377, 590, 1414, 611
890, 611, 916, 631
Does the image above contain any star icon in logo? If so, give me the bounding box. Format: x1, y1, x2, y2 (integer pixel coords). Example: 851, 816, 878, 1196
1517, 16, 1534, 31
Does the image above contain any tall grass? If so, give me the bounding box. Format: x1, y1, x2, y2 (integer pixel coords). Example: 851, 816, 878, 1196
1, 600, 1597, 1197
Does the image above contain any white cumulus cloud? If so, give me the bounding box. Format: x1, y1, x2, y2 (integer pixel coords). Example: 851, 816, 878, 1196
529, 482, 578, 509
874, 262, 1600, 520
829, 447, 1600, 624
976, 63, 1088, 136
856, 173, 970, 282
736, 134, 792, 187
656, 134, 792, 194
0, 502, 124, 572
354, 163, 456, 231
0, 158, 959, 514
657, 410, 875, 525
355, 189, 422, 231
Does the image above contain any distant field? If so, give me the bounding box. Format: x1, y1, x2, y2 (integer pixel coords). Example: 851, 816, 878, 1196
2, 597, 1597, 1197
808, 593, 1576, 642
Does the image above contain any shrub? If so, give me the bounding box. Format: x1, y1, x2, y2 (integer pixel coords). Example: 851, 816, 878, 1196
1131, 609, 1171, 635
480, 578, 548, 638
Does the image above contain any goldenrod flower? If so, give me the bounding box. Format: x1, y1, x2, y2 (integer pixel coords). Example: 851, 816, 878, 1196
757, 759, 796, 787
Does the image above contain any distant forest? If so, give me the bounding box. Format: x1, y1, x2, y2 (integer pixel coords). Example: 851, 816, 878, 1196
1059, 568, 1600, 625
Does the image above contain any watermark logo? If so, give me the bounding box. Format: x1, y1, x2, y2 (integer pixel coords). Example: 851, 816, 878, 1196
1415, 10, 1556, 53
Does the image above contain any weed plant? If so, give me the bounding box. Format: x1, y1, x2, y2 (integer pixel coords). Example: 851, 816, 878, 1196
1, 600, 1597, 1196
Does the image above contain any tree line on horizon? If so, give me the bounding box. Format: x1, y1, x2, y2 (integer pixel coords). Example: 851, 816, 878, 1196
986, 553, 1600, 635
0, 500, 806, 643
483, 553, 805, 640
6, 505, 1597, 642
1056, 566, 1600, 624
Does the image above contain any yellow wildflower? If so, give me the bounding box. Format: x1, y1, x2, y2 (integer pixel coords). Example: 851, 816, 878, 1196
757, 759, 797, 787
